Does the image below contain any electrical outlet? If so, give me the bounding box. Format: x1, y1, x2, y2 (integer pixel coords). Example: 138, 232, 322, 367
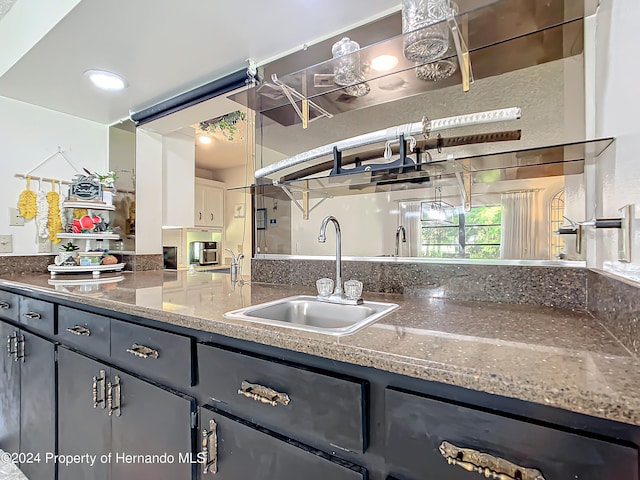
37, 238, 51, 253
0, 235, 12, 253
8, 208, 24, 226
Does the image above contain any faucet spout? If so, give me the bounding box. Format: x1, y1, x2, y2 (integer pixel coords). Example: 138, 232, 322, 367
318, 216, 343, 295
395, 225, 407, 256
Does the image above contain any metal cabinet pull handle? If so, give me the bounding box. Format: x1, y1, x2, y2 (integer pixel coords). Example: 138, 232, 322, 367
107, 375, 121, 416
439, 441, 545, 480
126, 343, 159, 359
237, 380, 290, 407
210, 213, 214, 221
67, 325, 91, 336
13, 334, 25, 363
0, 301, 10, 309
22, 311, 41, 319
201, 419, 218, 475
92, 370, 106, 409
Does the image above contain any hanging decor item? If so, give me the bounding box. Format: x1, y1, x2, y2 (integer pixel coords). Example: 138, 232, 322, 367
421, 185, 455, 224
17, 176, 37, 219
331, 37, 361, 87
402, 0, 457, 63
198, 111, 246, 141
35, 183, 49, 240
47, 180, 62, 244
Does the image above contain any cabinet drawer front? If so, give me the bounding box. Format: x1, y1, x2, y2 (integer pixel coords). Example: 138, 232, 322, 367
384, 388, 639, 480
110, 319, 193, 388
57, 306, 110, 358
200, 406, 366, 480
0, 291, 19, 322
19, 297, 54, 335
197, 344, 366, 454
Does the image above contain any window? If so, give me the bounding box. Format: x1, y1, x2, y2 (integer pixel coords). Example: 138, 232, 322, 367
421, 205, 502, 259
549, 190, 565, 259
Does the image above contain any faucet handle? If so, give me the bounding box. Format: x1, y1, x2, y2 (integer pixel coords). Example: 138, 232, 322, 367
343, 280, 363, 301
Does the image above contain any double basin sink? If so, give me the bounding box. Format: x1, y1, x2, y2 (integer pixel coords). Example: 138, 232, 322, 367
224, 295, 399, 336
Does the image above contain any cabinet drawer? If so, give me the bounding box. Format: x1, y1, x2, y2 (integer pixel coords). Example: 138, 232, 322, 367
385, 388, 639, 480
200, 406, 366, 480
0, 291, 19, 322
57, 306, 110, 358
19, 297, 54, 335
197, 344, 366, 454
110, 319, 194, 388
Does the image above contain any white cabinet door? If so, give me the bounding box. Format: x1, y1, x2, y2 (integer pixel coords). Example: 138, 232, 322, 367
195, 179, 224, 228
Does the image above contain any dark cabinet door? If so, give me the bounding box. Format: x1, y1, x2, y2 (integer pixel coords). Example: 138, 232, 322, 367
20, 331, 56, 480
58, 347, 112, 480
0, 320, 20, 456
111, 370, 195, 480
199, 406, 366, 480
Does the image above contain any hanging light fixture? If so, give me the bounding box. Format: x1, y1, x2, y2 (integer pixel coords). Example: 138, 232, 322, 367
421, 185, 455, 224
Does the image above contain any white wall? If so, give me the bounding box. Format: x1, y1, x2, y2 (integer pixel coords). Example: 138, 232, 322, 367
162, 130, 195, 228
0, 96, 107, 255
593, 0, 640, 281
135, 129, 163, 255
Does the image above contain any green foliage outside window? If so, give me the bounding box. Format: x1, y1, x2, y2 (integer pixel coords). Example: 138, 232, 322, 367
421, 205, 502, 259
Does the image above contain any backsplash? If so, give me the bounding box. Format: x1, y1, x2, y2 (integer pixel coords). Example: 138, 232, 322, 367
0, 253, 163, 274
588, 269, 640, 356
251, 259, 589, 310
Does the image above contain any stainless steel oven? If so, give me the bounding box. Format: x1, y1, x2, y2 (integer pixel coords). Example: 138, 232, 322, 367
190, 241, 218, 265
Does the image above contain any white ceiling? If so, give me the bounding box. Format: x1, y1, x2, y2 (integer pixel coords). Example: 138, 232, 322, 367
0, 0, 400, 125
0, 0, 18, 20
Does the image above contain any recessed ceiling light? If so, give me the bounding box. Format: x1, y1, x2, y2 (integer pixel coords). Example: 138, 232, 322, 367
84, 69, 128, 91
371, 55, 399, 72
199, 135, 212, 145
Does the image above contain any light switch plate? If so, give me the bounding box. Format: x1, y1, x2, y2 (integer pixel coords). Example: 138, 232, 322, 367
8, 208, 24, 226
0, 235, 12, 253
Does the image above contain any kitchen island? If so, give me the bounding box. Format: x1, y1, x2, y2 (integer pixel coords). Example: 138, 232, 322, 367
0, 270, 638, 480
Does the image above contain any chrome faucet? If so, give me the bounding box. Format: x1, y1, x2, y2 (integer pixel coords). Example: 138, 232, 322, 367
318, 216, 362, 305
395, 225, 407, 257
225, 248, 244, 282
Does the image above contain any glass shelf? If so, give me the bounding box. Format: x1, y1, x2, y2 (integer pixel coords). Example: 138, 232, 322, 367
236, 138, 614, 201
230, 0, 591, 125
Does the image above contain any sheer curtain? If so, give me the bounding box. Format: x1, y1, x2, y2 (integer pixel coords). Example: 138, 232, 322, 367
399, 201, 421, 256
500, 191, 538, 259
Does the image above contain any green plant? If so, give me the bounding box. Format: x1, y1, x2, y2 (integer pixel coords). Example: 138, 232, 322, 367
199, 111, 246, 141
98, 171, 118, 189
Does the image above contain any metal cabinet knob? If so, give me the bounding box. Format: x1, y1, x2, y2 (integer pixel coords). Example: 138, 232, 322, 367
107, 375, 121, 416
0, 301, 11, 309
92, 370, 106, 408
22, 311, 41, 319
67, 325, 91, 336
237, 380, 290, 407
202, 419, 218, 475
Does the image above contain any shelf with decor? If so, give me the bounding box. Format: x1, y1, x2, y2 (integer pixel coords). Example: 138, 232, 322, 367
47, 263, 126, 279
62, 201, 116, 211
238, 138, 614, 217
231, 0, 591, 127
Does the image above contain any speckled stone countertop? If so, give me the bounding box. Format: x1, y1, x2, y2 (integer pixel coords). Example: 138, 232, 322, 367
1, 270, 639, 427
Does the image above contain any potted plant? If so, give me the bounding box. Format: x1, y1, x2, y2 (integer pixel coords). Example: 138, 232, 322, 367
98, 171, 118, 205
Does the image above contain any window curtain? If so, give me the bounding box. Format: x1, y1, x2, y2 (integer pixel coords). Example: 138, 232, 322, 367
500, 191, 538, 259
399, 201, 421, 256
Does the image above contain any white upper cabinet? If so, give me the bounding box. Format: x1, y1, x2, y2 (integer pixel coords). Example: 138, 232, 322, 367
195, 178, 224, 228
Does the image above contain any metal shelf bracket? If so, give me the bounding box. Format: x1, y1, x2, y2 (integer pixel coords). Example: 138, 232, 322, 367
271, 74, 334, 129
274, 180, 330, 220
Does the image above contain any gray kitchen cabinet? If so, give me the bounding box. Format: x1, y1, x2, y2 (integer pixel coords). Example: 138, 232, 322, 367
0, 319, 20, 457
0, 319, 55, 480
58, 346, 196, 480
199, 406, 366, 480
58, 347, 112, 480
111, 369, 195, 480
19, 330, 56, 480
384, 387, 639, 480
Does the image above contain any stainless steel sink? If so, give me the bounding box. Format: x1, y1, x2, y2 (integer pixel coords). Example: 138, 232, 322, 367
224, 295, 399, 336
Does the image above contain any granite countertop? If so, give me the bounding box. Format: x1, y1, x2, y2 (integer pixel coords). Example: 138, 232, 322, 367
1, 270, 639, 427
